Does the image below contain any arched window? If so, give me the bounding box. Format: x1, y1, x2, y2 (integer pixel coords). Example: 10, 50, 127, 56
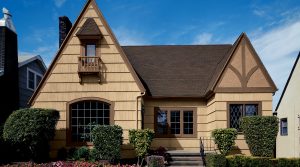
70, 100, 110, 142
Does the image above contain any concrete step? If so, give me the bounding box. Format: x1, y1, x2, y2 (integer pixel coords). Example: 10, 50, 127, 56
167, 151, 200, 157
170, 156, 201, 161
169, 160, 204, 166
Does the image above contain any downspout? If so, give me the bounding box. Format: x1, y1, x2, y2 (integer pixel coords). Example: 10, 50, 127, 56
136, 92, 146, 129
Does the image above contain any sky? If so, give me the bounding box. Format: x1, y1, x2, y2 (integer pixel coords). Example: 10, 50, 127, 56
1, 0, 300, 109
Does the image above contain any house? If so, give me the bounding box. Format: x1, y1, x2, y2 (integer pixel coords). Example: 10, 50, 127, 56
276, 53, 300, 158
18, 55, 47, 108
29, 0, 277, 158
0, 8, 19, 124
0, 8, 47, 124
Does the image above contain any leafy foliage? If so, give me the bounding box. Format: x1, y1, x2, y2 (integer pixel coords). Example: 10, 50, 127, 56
212, 128, 238, 155
277, 158, 300, 167
2, 108, 59, 161
69, 146, 90, 161
226, 155, 273, 167
91, 125, 123, 163
205, 153, 226, 167
129, 129, 155, 158
241, 116, 278, 157
146, 155, 164, 167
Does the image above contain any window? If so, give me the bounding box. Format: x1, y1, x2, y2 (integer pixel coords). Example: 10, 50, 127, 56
229, 103, 259, 131
155, 108, 196, 137
85, 44, 96, 57
70, 100, 110, 143
280, 118, 288, 136
27, 68, 43, 91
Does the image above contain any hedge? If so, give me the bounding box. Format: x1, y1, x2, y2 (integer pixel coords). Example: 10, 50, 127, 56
226, 155, 273, 167
205, 155, 300, 167
205, 153, 226, 167
240, 116, 278, 157
212, 128, 238, 155
2, 108, 59, 161
91, 125, 123, 163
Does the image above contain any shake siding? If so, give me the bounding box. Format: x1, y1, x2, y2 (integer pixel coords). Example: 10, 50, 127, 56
31, 3, 142, 158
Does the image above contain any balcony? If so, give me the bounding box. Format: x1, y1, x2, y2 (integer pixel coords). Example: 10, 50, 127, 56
78, 56, 101, 83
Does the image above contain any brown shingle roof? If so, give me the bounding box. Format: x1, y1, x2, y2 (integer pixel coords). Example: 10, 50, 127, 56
122, 45, 232, 97
76, 18, 102, 38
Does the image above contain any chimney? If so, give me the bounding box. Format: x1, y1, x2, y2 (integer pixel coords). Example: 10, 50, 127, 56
59, 16, 72, 47
0, 7, 19, 124
0, 8, 16, 33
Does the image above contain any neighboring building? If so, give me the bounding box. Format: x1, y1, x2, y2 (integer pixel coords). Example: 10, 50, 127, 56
18, 55, 47, 108
276, 53, 300, 158
0, 8, 19, 124
29, 0, 277, 158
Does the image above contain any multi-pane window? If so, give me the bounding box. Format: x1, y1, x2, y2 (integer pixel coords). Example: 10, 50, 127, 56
229, 103, 259, 131
280, 118, 288, 136
71, 100, 110, 143
170, 111, 180, 134
155, 108, 196, 137
27, 68, 43, 91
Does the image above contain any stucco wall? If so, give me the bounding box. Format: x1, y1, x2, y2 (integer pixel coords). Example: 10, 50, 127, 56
277, 58, 300, 158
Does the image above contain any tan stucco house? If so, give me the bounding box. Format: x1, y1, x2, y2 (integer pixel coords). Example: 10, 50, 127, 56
276, 53, 300, 158
29, 0, 277, 158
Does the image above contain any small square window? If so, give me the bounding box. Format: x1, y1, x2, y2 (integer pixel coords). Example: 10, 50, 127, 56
86, 44, 96, 57
280, 118, 288, 136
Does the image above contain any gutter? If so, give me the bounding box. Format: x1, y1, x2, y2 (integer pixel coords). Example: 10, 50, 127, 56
136, 92, 146, 129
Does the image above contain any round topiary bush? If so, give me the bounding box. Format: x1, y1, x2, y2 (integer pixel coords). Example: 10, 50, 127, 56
2, 108, 59, 161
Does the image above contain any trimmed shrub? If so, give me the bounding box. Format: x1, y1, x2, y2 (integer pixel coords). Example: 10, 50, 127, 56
241, 116, 278, 157
277, 158, 300, 167
146, 155, 164, 167
226, 156, 272, 167
129, 129, 155, 158
91, 125, 123, 163
129, 129, 155, 166
2, 108, 59, 161
205, 153, 226, 167
212, 128, 238, 155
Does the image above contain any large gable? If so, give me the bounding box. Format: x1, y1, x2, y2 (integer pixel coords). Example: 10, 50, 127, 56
214, 33, 277, 93
29, 0, 145, 105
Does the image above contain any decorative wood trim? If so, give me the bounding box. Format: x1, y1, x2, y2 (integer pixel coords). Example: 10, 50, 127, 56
66, 97, 115, 147
245, 66, 259, 84
213, 33, 277, 94
228, 65, 243, 85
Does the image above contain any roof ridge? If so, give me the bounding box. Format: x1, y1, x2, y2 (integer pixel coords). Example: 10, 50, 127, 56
121, 44, 232, 47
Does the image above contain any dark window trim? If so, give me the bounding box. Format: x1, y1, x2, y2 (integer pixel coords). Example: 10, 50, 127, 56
27, 67, 43, 91
227, 101, 262, 131
154, 107, 197, 138
80, 39, 100, 58
66, 97, 114, 147
280, 118, 288, 136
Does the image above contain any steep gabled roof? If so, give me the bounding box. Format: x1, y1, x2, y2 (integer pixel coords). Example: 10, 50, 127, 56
76, 18, 102, 38
276, 52, 300, 111
123, 45, 232, 97
29, 0, 146, 105
18, 55, 47, 69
